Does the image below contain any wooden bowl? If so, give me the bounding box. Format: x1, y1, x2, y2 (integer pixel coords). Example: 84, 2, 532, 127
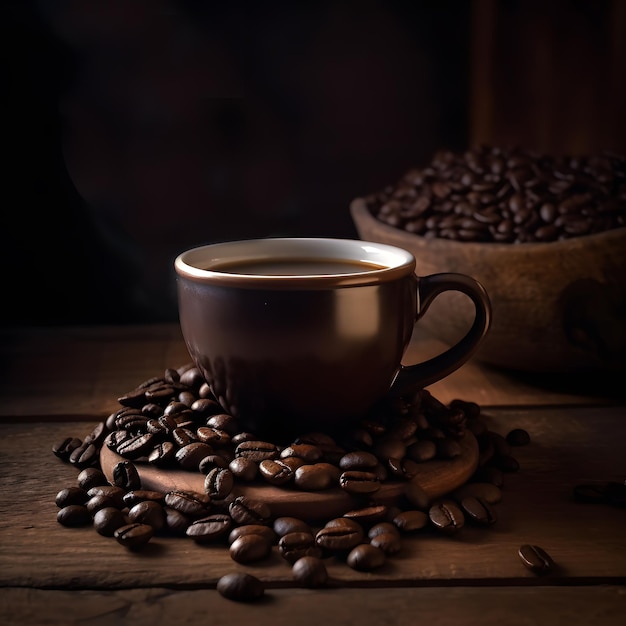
351, 198, 626, 374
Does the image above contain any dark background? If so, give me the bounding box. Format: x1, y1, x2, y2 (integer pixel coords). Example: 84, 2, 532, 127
2, 0, 624, 326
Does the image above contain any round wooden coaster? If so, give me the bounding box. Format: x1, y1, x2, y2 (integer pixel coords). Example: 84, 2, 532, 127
101, 432, 478, 522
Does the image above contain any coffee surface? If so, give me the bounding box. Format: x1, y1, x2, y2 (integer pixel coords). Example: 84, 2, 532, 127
208, 258, 385, 276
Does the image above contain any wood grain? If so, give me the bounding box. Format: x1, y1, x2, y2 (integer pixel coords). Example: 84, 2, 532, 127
2, 586, 626, 626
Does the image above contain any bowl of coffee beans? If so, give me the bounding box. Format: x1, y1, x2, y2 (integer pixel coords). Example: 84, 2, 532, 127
350, 145, 626, 374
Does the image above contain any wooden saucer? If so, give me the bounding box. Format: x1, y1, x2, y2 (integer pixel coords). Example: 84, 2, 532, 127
101, 432, 478, 521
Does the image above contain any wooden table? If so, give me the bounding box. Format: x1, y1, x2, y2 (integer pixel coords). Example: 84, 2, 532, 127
1, 324, 625, 625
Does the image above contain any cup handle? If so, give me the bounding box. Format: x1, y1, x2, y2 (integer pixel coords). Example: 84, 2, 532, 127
390, 273, 492, 395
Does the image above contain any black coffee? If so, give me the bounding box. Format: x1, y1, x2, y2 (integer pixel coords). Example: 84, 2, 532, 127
208, 258, 385, 276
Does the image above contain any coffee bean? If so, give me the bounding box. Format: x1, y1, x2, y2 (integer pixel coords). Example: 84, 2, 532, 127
453, 482, 502, 504
57, 504, 91, 526
55, 487, 89, 508
228, 495, 271, 525
186, 513, 233, 543
69, 442, 99, 468
346, 544, 386, 571
315, 519, 364, 552
460, 496, 497, 526
368, 146, 625, 243
343, 505, 388, 526
292, 556, 329, 588
428, 500, 465, 534
164, 506, 191, 536
370, 532, 402, 555
273, 517, 312, 537
204, 467, 235, 499
77, 467, 109, 491
278, 531, 320, 564
148, 441, 176, 465
87, 485, 126, 508
280, 443, 322, 463
93, 507, 127, 536
258, 459, 294, 486
52, 437, 83, 460
230, 534, 272, 563
114, 523, 153, 549
228, 457, 258, 481
112, 460, 142, 490
506, 428, 531, 446
217, 572, 265, 602
393, 509, 429, 533
294, 463, 335, 491
86, 494, 117, 515
164, 490, 211, 517
122, 490, 165, 508
518, 544, 554, 574
116, 433, 157, 459
339, 470, 380, 495
235, 440, 279, 462
128, 500, 166, 531
368, 522, 400, 540
229, 524, 277, 545
338, 450, 379, 471
406, 439, 437, 463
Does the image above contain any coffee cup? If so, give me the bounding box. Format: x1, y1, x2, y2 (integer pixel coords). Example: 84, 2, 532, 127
175, 237, 491, 439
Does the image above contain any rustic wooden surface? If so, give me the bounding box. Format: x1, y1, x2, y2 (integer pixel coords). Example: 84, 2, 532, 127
0, 324, 625, 625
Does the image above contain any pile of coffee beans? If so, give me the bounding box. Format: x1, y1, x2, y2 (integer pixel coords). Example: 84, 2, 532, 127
363, 145, 626, 243
53, 363, 542, 601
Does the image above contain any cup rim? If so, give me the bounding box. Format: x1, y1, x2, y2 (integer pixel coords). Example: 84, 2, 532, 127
174, 237, 416, 288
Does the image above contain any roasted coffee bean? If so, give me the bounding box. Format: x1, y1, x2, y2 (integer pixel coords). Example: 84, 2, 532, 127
112, 460, 142, 490
273, 516, 312, 537
172, 427, 198, 447
57, 504, 92, 526
429, 500, 465, 534
294, 463, 336, 491
198, 454, 229, 473
228, 457, 258, 481
229, 495, 271, 525
392, 510, 429, 533
372, 435, 407, 461
339, 470, 381, 495
122, 490, 165, 508
204, 467, 234, 499
436, 438, 462, 459
279, 443, 322, 463
114, 523, 153, 549
128, 500, 166, 531
506, 428, 531, 446
77, 467, 109, 491
86, 494, 117, 515
518, 544, 554, 574
87, 485, 126, 508
343, 505, 388, 526
55, 487, 89, 508
230, 534, 272, 563
370, 532, 402, 555
368, 522, 400, 540
84, 421, 108, 446
175, 442, 214, 471
235, 440, 279, 462
205, 413, 239, 435
116, 433, 157, 459
460, 496, 497, 525
217, 572, 265, 602
186, 513, 233, 543
69, 442, 99, 468
278, 531, 321, 564
196, 426, 231, 447
258, 459, 294, 485
315, 520, 364, 552
346, 544, 386, 571
386, 457, 420, 480
292, 556, 328, 588
164, 490, 211, 517
368, 146, 626, 243
179, 367, 204, 389
148, 441, 176, 466
93, 507, 127, 536
229, 524, 277, 545
164, 506, 191, 536
52, 437, 83, 460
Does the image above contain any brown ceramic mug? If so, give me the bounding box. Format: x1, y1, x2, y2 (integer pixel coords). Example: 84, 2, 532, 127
175, 238, 491, 439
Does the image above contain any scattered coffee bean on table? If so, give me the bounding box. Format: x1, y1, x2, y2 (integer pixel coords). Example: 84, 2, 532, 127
51, 363, 534, 593
518, 544, 554, 574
